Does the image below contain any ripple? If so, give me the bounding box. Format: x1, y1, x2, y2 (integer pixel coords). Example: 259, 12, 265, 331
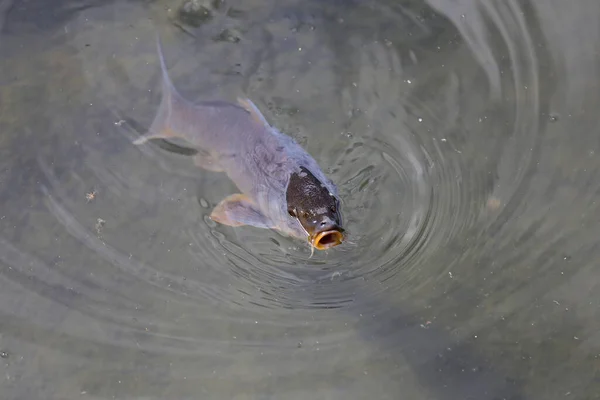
53, 0, 541, 315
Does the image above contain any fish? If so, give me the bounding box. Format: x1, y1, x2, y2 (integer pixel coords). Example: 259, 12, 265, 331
133, 38, 344, 251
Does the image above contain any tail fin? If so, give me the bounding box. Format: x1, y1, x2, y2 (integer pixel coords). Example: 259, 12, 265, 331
155, 34, 180, 102
133, 34, 182, 145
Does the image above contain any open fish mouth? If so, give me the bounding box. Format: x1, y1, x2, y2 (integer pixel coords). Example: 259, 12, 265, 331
311, 230, 344, 250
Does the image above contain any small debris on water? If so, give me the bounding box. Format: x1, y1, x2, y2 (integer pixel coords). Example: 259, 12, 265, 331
213, 28, 241, 43
178, 0, 220, 27
0, 350, 8, 358
487, 196, 502, 211
330, 271, 342, 281
95, 218, 105, 235
85, 189, 97, 203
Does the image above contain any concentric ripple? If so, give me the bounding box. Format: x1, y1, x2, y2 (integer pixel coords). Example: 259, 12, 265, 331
45, 0, 541, 314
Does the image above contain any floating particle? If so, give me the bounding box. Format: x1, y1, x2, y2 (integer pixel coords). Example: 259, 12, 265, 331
85, 189, 97, 203
95, 218, 106, 235
487, 196, 502, 211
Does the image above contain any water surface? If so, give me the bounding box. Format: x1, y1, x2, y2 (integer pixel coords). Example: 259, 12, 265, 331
1, 0, 599, 399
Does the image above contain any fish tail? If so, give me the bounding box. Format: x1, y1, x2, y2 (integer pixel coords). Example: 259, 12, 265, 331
133, 35, 181, 145
156, 34, 178, 100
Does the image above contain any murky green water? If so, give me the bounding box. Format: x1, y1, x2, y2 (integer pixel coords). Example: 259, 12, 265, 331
1, 0, 599, 399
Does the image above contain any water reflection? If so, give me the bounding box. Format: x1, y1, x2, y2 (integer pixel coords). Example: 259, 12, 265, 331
0, 0, 599, 399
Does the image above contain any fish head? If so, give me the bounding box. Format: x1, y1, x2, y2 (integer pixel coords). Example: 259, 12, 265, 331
286, 167, 344, 250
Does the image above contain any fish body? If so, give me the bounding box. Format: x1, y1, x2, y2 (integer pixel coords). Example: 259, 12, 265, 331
134, 39, 344, 250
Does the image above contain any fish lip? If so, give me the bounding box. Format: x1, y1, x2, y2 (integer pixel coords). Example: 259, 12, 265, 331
311, 229, 344, 250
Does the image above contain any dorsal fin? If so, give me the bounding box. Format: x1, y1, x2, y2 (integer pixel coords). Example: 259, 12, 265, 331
236, 97, 271, 127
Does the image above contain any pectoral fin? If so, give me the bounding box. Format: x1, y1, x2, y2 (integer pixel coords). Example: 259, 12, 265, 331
237, 97, 271, 127
210, 194, 273, 229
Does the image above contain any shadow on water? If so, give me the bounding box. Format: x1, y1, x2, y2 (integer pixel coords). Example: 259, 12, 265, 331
1, 0, 600, 399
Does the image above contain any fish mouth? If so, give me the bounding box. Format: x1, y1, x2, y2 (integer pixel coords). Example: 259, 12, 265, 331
311, 229, 344, 250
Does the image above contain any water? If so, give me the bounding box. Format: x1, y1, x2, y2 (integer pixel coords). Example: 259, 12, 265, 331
1, 0, 599, 399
